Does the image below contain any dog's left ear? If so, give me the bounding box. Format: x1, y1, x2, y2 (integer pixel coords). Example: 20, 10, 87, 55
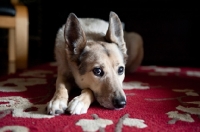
105, 11, 127, 55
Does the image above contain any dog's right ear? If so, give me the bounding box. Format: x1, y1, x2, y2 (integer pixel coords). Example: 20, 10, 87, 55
64, 13, 86, 61
105, 11, 127, 56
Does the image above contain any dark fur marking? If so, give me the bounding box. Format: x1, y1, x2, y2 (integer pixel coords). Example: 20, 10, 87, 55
78, 51, 89, 75
101, 43, 110, 57
123, 53, 128, 64
79, 62, 88, 75
78, 49, 96, 75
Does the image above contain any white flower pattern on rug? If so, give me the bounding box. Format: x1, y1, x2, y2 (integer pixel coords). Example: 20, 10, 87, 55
141, 66, 200, 124
166, 111, 194, 123
166, 85, 200, 124
123, 81, 149, 90
76, 118, 113, 131
186, 71, 200, 78
0, 125, 29, 132
123, 118, 147, 128
0, 70, 56, 119
0, 78, 46, 92
76, 114, 148, 131
172, 89, 199, 96
0, 96, 54, 119
20, 70, 54, 77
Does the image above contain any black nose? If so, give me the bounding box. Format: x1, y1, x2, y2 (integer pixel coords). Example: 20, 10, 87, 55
113, 98, 126, 109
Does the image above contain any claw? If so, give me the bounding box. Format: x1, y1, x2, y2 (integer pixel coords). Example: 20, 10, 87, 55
46, 99, 68, 115
55, 110, 64, 115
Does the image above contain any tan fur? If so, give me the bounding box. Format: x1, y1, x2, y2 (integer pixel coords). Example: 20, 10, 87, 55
124, 31, 144, 72
47, 11, 143, 115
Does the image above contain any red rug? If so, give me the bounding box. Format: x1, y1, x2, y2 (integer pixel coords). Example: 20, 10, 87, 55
0, 62, 200, 132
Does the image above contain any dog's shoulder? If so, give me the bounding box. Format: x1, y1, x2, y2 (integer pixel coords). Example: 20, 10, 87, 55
55, 24, 65, 47
78, 18, 108, 34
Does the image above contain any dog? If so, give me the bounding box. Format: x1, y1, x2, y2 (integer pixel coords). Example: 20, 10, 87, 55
47, 11, 143, 115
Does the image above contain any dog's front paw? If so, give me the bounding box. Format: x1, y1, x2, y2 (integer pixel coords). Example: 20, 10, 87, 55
67, 96, 90, 115
47, 97, 68, 115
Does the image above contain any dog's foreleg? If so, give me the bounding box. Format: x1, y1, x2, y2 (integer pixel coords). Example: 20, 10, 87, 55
67, 88, 94, 115
47, 74, 71, 115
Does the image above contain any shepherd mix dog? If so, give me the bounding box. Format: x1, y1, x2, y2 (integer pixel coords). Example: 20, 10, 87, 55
47, 11, 143, 115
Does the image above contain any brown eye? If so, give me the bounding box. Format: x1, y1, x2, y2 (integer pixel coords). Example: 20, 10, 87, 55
93, 67, 104, 77
118, 66, 124, 75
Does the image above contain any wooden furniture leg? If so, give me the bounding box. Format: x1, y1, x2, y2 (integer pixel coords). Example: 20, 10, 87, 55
8, 28, 16, 73
15, 5, 28, 70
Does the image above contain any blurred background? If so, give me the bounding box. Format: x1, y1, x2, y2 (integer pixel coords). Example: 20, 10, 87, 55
0, 0, 200, 76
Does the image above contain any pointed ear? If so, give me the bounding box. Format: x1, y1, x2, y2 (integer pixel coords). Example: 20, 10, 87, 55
64, 13, 86, 60
105, 11, 127, 54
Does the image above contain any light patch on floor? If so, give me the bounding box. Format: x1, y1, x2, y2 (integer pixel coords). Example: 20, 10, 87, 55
123, 81, 149, 90
176, 105, 200, 115
0, 126, 29, 132
173, 89, 199, 96
148, 72, 168, 76
0, 85, 26, 92
185, 91, 199, 96
76, 118, 113, 131
20, 70, 53, 77
186, 101, 200, 107
140, 66, 181, 73
0, 96, 54, 119
166, 111, 194, 122
123, 118, 147, 128
154, 67, 181, 73
0, 78, 46, 92
186, 71, 200, 78
172, 89, 194, 92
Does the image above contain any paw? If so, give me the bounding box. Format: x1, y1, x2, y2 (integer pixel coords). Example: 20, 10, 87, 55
67, 96, 90, 115
47, 97, 68, 115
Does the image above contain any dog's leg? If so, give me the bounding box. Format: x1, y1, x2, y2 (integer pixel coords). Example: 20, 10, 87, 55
67, 88, 94, 115
47, 74, 71, 115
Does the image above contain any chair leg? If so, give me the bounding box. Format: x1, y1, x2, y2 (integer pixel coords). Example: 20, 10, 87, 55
15, 5, 29, 69
8, 28, 16, 74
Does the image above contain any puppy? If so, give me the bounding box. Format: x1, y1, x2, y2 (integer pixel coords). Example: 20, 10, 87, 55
47, 11, 143, 115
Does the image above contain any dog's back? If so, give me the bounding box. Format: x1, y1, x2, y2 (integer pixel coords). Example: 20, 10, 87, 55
56, 18, 109, 45
79, 18, 108, 36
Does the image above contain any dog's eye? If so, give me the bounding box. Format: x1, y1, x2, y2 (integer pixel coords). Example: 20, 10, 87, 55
118, 66, 124, 75
93, 67, 104, 77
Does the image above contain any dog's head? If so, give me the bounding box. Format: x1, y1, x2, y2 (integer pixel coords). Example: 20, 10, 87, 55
64, 11, 128, 109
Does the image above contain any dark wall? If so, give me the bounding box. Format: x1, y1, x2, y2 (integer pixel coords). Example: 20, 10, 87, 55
25, 1, 200, 67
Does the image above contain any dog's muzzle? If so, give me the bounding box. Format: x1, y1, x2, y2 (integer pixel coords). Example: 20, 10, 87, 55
112, 97, 126, 109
